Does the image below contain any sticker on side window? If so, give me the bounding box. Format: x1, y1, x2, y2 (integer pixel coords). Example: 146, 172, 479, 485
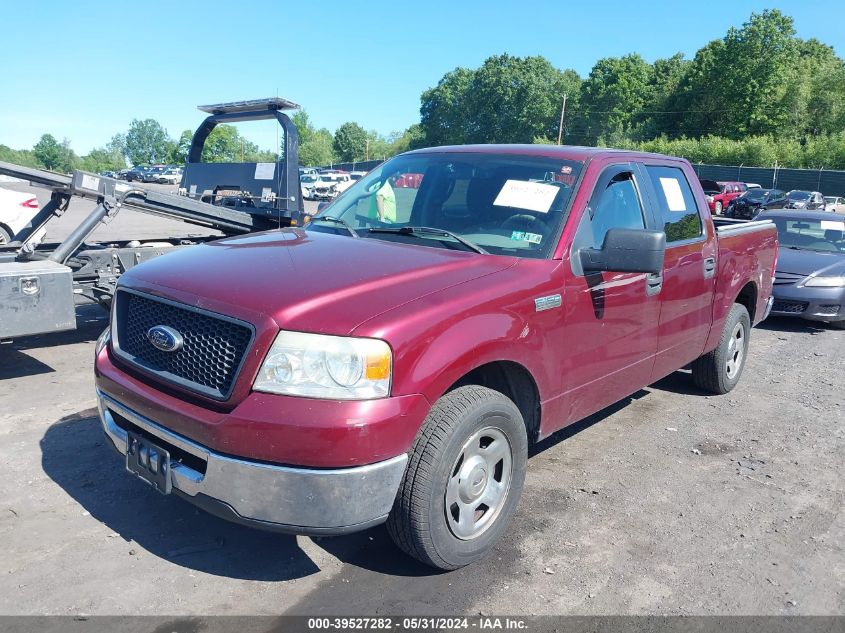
659, 177, 687, 212
494, 179, 559, 213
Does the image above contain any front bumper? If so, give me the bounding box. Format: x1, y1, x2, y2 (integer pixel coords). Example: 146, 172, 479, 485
96, 389, 408, 535
770, 285, 845, 322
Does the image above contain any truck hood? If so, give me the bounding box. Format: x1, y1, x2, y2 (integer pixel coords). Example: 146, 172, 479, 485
121, 228, 515, 334
776, 247, 845, 277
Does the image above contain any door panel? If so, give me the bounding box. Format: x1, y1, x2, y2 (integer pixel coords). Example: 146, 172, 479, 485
556, 163, 661, 426
640, 163, 717, 380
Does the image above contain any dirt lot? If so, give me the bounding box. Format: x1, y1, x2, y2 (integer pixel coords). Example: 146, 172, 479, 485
0, 184, 843, 617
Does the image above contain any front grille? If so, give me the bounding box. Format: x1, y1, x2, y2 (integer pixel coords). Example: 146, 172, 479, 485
773, 271, 805, 286
114, 290, 254, 400
772, 299, 808, 314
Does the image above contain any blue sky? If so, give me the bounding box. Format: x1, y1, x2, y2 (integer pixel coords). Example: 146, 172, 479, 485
3, 0, 843, 154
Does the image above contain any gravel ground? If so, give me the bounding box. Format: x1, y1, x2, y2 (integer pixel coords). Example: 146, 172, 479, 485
0, 183, 842, 617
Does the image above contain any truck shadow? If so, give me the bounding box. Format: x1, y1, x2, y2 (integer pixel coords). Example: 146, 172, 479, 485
1, 306, 107, 380
39, 410, 320, 582
757, 316, 832, 334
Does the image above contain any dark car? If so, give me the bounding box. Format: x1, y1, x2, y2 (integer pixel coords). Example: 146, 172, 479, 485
784, 190, 826, 210
124, 166, 148, 182
725, 188, 787, 219
758, 210, 845, 328
142, 166, 166, 183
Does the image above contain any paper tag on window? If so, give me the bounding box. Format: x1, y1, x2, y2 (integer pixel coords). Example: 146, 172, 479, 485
820, 220, 845, 231
659, 177, 686, 212
254, 163, 275, 180
494, 179, 559, 213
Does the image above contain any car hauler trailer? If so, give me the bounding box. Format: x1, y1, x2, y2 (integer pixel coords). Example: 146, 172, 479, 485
0, 98, 304, 340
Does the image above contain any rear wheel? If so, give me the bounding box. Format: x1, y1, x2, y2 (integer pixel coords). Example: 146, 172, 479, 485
387, 385, 527, 570
715, 201, 723, 215
692, 303, 751, 394
0, 226, 11, 244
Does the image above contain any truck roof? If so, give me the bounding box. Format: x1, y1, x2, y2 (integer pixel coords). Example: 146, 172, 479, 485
407, 143, 685, 163
197, 97, 300, 114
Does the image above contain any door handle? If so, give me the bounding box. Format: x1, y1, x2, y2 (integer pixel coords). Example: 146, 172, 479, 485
646, 272, 663, 296
703, 257, 716, 279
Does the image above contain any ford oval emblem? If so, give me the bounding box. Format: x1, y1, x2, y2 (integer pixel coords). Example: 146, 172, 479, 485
147, 325, 184, 353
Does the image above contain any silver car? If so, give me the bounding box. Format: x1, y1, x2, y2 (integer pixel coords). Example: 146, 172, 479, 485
759, 210, 845, 329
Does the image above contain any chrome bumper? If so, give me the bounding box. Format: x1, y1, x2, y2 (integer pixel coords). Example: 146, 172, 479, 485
96, 390, 408, 535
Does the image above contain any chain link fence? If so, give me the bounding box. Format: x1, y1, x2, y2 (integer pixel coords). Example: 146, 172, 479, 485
692, 163, 845, 196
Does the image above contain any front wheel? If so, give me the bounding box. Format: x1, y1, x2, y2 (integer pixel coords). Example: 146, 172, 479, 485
0, 226, 11, 245
387, 386, 528, 570
715, 201, 723, 215
691, 303, 751, 394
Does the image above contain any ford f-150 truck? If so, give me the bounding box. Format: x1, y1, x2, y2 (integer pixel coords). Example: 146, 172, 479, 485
94, 145, 777, 570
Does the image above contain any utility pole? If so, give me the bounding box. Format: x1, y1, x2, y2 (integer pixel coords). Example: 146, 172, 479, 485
556, 93, 568, 145
366, 138, 370, 162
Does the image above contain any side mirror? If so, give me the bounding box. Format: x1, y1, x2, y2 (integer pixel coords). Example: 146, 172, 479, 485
580, 228, 666, 275
316, 201, 330, 213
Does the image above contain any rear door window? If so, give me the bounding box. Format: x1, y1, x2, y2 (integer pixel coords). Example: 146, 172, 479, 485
645, 166, 703, 243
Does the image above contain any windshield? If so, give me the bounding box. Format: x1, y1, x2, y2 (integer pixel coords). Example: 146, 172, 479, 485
766, 215, 845, 253
788, 191, 811, 200
310, 152, 583, 258
301, 175, 318, 183
742, 189, 766, 201
824, 197, 836, 203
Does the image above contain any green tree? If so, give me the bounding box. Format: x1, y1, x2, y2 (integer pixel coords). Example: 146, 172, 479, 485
125, 119, 173, 165
420, 55, 581, 145
291, 109, 315, 147
390, 124, 426, 154
579, 54, 654, 144
299, 128, 335, 167
33, 134, 64, 171
199, 124, 259, 163
333, 122, 368, 162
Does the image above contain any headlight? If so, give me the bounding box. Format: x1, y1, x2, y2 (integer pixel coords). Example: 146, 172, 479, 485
803, 276, 845, 288
95, 326, 111, 356
793, 201, 806, 208
254, 331, 392, 400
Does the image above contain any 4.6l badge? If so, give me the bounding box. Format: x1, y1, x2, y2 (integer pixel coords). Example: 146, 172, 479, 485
534, 294, 562, 312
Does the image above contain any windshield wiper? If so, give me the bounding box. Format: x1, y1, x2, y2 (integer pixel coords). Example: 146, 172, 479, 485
311, 215, 359, 238
368, 226, 488, 254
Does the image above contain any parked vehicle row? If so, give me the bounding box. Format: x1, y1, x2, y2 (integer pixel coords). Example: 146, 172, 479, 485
114, 165, 183, 184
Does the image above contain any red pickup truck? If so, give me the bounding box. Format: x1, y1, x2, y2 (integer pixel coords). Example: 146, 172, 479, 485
95, 146, 777, 570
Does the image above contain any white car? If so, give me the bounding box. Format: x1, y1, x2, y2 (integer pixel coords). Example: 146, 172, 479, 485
300, 174, 320, 200
823, 196, 845, 213
156, 168, 183, 185
0, 187, 39, 244
309, 174, 353, 200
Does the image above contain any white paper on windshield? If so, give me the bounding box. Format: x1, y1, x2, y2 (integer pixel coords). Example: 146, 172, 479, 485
254, 162, 275, 180
493, 179, 558, 213
821, 220, 845, 231
659, 177, 687, 212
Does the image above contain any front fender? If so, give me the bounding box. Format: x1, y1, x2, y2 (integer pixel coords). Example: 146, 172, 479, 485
395, 311, 551, 407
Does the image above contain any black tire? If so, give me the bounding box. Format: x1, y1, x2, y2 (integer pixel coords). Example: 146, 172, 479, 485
0, 226, 11, 245
828, 320, 845, 330
692, 303, 751, 394
387, 385, 528, 570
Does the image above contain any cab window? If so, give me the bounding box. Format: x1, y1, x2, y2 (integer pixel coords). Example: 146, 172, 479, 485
645, 166, 702, 243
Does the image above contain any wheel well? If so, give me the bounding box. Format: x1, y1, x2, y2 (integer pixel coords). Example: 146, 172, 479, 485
735, 282, 757, 322
448, 361, 541, 444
